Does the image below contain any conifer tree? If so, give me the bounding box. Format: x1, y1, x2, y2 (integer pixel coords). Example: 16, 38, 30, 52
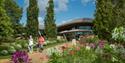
4, 0, 22, 25
0, 0, 13, 42
44, 0, 57, 39
112, 0, 125, 27
93, 0, 113, 40
27, 0, 39, 36
4, 0, 22, 35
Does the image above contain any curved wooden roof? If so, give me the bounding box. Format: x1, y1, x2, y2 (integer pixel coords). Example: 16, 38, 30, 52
59, 29, 93, 34
57, 18, 93, 32
58, 18, 93, 27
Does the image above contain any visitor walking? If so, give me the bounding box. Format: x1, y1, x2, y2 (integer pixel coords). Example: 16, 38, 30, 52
28, 35, 34, 53
37, 35, 45, 52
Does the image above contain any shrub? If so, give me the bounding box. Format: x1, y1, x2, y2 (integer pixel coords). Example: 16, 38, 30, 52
10, 43, 16, 46
15, 40, 28, 49
112, 26, 125, 43
86, 36, 99, 43
49, 47, 97, 63
0, 45, 9, 51
14, 44, 22, 51
22, 43, 28, 49
8, 46, 16, 54
0, 50, 8, 56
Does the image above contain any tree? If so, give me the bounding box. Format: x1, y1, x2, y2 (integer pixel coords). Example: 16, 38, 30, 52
112, 0, 125, 27
26, 0, 39, 37
4, 0, 22, 36
0, 0, 13, 42
93, 0, 113, 40
44, 0, 57, 39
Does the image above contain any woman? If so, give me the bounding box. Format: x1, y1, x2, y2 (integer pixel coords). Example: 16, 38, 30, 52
37, 35, 45, 52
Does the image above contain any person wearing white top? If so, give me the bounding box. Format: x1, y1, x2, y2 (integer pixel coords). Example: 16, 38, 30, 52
28, 35, 33, 53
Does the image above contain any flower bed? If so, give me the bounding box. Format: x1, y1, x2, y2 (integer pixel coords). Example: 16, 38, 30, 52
48, 40, 125, 63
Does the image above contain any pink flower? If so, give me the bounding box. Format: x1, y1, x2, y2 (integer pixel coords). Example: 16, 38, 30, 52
90, 43, 96, 48
99, 40, 105, 48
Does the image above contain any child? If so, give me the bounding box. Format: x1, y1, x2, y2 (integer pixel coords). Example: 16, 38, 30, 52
28, 35, 33, 53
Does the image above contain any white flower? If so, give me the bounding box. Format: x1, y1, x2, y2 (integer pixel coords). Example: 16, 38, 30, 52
110, 44, 116, 49
86, 46, 91, 50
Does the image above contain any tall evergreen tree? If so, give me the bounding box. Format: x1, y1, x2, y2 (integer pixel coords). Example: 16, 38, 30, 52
4, 0, 22, 25
93, 0, 113, 40
44, 0, 57, 39
0, 0, 13, 42
112, 0, 125, 27
27, 0, 39, 36
4, 0, 22, 35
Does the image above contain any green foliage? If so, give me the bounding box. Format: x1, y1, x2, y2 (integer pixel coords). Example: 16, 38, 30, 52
4, 0, 22, 36
49, 47, 97, 63
8, 46, 16, 54
4, 0, 22, 24
26, 0, 39, 37
112, 0, 125, 27
0, 1, 13, 43
103, 44, 113, 53
93, 0, 113, 40
93, 0, 125, 41
112, 27, 125, 43
49, 43, 125, 63
14, 44, 22, 51
0, 50, 8, 56
0, 39, 29, 56
44, 0, 57, 39
3, 0, 22, 36
0, 45, 9, 51
86, 36, 99, 43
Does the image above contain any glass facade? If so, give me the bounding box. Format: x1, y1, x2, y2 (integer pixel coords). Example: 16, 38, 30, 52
78, 26, 92, 30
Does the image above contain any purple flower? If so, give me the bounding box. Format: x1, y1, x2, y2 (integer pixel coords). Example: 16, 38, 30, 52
90, 43, 96, 48
11, 51, 30, 63
98, 40, 105, 48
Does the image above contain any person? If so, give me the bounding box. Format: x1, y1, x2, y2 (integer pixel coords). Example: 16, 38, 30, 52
28, 35, 34, 53
37, 35, 45, 52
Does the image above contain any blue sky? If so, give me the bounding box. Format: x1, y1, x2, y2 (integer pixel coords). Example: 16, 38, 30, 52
16, 0, 95, 25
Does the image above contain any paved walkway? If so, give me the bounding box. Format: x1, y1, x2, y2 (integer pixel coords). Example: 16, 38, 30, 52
0, 42, 73, 63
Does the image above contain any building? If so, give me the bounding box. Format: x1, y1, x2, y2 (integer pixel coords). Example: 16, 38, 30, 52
57, 18, 93, 40
39, 18, 93, 40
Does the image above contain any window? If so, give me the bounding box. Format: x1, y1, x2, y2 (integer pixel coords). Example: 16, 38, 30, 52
79, 26, 92, 30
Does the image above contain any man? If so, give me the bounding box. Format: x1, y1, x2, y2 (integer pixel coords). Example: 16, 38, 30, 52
28, 35, 34, 53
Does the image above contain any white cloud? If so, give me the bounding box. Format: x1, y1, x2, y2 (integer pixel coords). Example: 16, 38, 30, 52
38, 17, 44, 29
37, 0, 69, 26
38, 17, 44, 25
37, 0, 69, 16
54, 0, 69, 12
23, 0, 29, 12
